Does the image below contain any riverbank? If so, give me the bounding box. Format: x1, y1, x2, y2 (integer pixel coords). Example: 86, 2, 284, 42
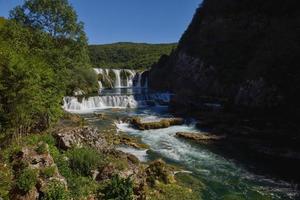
0, 112, 201, 200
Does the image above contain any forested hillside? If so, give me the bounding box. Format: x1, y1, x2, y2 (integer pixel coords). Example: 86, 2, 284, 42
89, 42, 176, 69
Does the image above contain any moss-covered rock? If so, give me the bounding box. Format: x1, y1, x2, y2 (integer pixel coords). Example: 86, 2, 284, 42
145, 159, 175, 187
131, 117, 184, 130
176, 132, 226, 144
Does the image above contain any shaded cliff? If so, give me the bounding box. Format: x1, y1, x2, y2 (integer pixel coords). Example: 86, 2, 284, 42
149, 0, 300, 116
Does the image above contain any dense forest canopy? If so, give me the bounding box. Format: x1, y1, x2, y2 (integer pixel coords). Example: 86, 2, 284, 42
0, 0, 97, 138
89, 42, 177, 70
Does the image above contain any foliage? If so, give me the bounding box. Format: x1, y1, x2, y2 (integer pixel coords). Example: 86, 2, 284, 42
49, 145, 100, 199
10, 0, 84, 39
146, 182, 199, 200
67, 175, 98, 199
36, 142, 48, 154
145, 160, 174, 187
23, 133, 56, 147
42, 180, 70, 200
0, 0, 98, 138
99, 175, 134, 200
89, 42, 176, 70
16, 168, 38, 193
0, 164, 12, 200
0, 17, 6, 28
67, 147, 104, 176
41, 166, 56, 178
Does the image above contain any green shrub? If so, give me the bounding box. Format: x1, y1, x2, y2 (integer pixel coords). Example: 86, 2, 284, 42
68, 176, 98, 200
16, 168, 37, 193
99, 175, 134, 200
41, 166, 56, 178
67, 147, 104, 176
147, 182, 199, 200
0, 164, 12, 200
36, 142, 48, 154
42, 180, 70, 200
23, 134, 56, 147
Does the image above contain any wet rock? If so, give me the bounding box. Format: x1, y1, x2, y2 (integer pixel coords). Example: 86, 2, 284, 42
176, 132, 226, 143
131, 117, 184, 130
94, 112, 106, 119
118, 134, 149, 149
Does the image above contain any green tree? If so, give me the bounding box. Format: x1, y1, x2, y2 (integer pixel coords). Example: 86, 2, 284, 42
9, 0, 97, 95
9, 0, 84, 39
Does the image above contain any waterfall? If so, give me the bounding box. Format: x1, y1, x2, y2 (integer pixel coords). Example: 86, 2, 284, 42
65, 68, 167, 113
136, 72, 142, 88
125, 69, 136, 87
94, 68, 148, 90
98, 81, 103, 90
63, 95, 139, 112
63, 92, 172, 113
112, 69, 121, 88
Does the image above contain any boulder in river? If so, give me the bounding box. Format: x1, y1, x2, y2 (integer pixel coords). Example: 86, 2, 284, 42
176, 132, 226, 144
131, 117, 184, 130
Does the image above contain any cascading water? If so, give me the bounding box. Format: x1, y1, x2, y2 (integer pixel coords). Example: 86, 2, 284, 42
64, 68, 170, 112
63, 92, 172, 113
63, 95, 138, 112
94, 68, 148, 89
112, 69, 121, 88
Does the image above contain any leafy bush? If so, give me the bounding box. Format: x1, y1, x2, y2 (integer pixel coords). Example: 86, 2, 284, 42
0, 164, 12, 200
67, 176, 98, 199
16, 168, 37, 193
24, 134, 56, 147
36, 142, 48, 154
99, 175, 134, 200
42, 180, 70, 200
41, 166, 56, 178
146, 182, 199, 200
67, 147, 104, 176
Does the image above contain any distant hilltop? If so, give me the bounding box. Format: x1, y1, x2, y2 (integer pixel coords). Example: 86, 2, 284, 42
89, 42, 177, 70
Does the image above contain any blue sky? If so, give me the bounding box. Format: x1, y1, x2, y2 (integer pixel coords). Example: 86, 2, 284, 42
0, 0, 201, 44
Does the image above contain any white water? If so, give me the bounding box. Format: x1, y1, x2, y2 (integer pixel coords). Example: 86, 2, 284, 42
115, 117, 298, 199
94, 68, 148, 89
63, 96, 138, 113
112, 69, 121, 88
63, 92, 172, 113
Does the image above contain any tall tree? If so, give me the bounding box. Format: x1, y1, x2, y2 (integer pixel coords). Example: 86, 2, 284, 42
9, 0, 97, 95
9, 0, 84, 40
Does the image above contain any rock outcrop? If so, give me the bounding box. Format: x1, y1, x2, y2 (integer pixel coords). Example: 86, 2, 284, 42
10, 144, 67, 200
149, 0, 300, 116
54, 126, 109, 150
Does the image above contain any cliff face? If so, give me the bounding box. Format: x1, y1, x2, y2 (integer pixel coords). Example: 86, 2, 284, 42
149, 0, 300, 115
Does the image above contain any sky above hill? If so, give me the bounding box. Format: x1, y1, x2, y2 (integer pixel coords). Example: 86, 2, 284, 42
0, 0, 201, 44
